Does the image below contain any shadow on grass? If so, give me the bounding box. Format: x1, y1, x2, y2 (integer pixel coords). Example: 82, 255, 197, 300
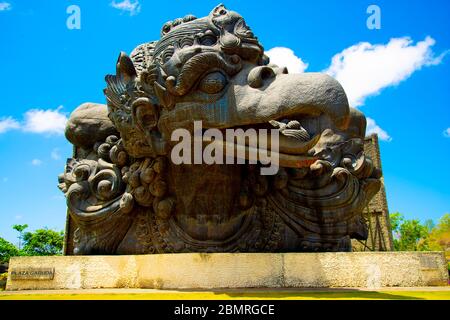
174, 288, 424, 300
221, 291, 423, 300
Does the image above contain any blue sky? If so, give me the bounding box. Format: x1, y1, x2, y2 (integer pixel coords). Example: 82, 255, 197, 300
0, 0, 449, 244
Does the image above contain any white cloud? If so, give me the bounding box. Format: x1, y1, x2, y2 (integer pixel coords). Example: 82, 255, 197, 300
22, 106, 67, 135
0, 2, 11, 11
366, 117, 392, 141
0, 117, 20, 133
51, 148, 61, 160
2, 177, 8, 183
325, 36, 447, 107
15, 215, 22, 220
0, 107, 67, 136
110, 0, 141, 16
443, 128, 450, 138
31, 159, 43, 166
265, 47, 309, 74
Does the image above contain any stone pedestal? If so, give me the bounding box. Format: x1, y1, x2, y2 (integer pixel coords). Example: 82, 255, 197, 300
6, 252, 448, 291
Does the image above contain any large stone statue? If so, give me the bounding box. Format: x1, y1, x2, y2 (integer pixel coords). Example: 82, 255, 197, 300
58, 4, 381, 255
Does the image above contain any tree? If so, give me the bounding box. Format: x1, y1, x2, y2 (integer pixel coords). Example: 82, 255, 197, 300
427, 213, 450, 251
390, 212, 404, 234
390, 213, 430, 251
21, 228, 64, 256
424, 219, 435, 233
1, 225, 65, 263
12, 224, 28, 249
398, 219, 430, 251
0, 237, 20, 264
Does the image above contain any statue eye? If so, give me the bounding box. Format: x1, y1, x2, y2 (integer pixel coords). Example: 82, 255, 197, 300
198, 72, 227, 94
200, 34, 217, 46
213, 6, 227, 16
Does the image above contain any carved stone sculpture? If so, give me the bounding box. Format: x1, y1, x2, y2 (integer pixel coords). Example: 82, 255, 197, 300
59, 4, 381, 255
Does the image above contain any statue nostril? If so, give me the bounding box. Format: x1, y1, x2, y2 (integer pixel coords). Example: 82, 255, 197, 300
261, 68, 274, 80
247, 66, 276, 88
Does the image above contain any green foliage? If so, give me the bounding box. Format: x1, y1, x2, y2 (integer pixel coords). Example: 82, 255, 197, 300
427, 213, 450, 252
434, 213, 450, 233
0, 237, 20, 264
397, 219, 430, 251
21, 228, 64, 256
12, 224, 28, 250
390, 212, 450, 253
390, 212, 404, 233
424, 219, 435, 233
12, 224, 28, 233
1, 225, 64, 262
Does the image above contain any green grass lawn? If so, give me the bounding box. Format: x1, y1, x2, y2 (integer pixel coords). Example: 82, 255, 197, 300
1, 290, 450, 300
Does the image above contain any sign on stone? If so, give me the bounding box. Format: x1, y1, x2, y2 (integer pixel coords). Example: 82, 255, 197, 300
10, 268, 55, 280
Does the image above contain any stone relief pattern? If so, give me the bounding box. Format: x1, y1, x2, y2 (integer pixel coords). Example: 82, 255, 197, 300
59, 4, 381, 254
143, 172, 285, 253
58, 135, 134, 254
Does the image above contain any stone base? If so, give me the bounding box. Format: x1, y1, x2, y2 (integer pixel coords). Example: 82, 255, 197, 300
6, 252, 449, 291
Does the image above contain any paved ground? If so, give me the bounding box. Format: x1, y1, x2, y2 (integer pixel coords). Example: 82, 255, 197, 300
1, 287, 449, 300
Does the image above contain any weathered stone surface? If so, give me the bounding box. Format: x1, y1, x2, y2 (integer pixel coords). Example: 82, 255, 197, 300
58, 4, 382, 255
65, 102, 118, 149
10, 268, 54, 280
6, 252, 448, 290
352, 134, 394, 251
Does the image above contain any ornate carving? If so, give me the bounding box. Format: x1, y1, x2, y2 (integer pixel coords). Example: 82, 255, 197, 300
60, 4, 381, 255
58, 134, 134, 254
